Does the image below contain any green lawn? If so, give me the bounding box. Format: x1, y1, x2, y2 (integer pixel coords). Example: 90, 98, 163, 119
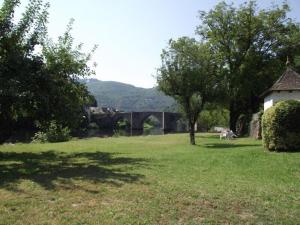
0, 133, 299, 225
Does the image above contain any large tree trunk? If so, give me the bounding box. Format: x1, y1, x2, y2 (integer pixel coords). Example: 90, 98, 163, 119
229, 101, 239, 132
189, 120, 196, 145
250, 94, 260, 114
0, 116, 13, 143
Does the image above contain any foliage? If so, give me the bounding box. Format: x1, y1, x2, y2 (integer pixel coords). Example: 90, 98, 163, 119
144, 115, 160, 127
197, 104, 229, 131
197, 1, 300, 131
32, 121, 71, 143
45, 121, 71, 143
0, 0, 96, 142
0, 0, 49, 142
41, 19, 97, 132
262, 100, 300, 151
31, 131, 48, 143
115, 119, 130, 130
157, 37, 219, 144
143, 116, 163, 135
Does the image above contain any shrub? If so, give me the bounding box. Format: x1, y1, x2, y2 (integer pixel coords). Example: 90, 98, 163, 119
197, 105, 229, 132
262, 100, 300, 151
31, 131, 48, 143
46, 121, 71, 142
32, 121, 71, 143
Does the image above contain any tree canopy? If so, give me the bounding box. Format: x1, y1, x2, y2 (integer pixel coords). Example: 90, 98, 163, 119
157, 37, 219, 145
157, 1, 300, 143
0, 0, 96, 142
196, 0, 300, 132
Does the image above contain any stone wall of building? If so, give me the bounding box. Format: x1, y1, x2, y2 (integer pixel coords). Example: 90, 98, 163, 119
249, 112, 263, 139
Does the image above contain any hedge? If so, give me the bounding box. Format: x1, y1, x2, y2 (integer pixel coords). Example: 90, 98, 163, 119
262, 100, 300, 152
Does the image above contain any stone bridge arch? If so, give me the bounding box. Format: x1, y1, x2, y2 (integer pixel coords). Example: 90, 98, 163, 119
91, 110, 182, 135
112, 113, 132, 130
130, 112, 181, 134
130, 112, 163, 131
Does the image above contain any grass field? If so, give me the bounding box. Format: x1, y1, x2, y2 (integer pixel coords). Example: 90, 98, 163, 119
0, 133, 299, 225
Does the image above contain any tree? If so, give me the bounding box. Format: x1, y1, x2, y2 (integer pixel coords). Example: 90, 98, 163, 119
157, 37, 219, 145
0, 0, 49, 142
41, 19, 97, 134
197, 103, 229, 132
0, 0, 97, 142
197, 1, 300, 132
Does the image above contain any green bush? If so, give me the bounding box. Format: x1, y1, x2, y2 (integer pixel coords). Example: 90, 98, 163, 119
262, 100, 300, 151
46, 121, 71, 142
31, 131, 48, 143
197, 105, 229, 131
32, 121, 71, 143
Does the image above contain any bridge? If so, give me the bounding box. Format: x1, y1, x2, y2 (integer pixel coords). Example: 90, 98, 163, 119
89, 110, 182, 135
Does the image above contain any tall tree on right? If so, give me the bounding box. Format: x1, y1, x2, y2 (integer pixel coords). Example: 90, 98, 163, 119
197, 1, 300, 132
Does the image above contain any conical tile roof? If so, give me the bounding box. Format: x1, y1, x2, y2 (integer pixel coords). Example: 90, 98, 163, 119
262, 68, 300, 97
270, 68, 300, 91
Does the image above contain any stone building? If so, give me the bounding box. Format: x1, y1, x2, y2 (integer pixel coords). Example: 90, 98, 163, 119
262, 66, 300, 111
250, 63, 300, 139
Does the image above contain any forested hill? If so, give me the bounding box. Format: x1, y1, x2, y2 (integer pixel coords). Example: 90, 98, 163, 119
84, 79, 177, 112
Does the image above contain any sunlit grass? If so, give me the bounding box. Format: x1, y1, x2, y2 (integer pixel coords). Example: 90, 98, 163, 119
0, 133, 299, 224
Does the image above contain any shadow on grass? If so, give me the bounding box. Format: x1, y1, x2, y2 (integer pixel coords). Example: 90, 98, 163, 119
0, 151, 148, 191
204, 143, 261, 149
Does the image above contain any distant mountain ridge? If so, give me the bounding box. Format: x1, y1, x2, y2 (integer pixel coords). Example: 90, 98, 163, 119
84, 79, 177, 112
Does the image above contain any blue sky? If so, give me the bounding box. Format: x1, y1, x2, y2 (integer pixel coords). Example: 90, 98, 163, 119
6, 0, 300, 88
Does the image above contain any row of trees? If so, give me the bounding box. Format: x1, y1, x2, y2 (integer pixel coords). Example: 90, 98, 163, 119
157, 1, 300, 145
0, 0, 96, 143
